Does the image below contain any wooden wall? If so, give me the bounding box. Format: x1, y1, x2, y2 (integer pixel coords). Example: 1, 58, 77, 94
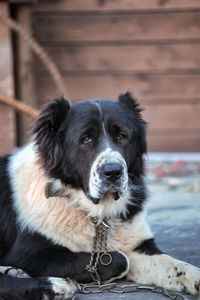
33, 0, 200, 152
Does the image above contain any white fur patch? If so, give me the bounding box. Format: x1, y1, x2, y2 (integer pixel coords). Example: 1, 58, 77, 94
48, 277, 78, 299
89, 148, 128, 200
69, 186, 132, 221
128, 253, 200, 296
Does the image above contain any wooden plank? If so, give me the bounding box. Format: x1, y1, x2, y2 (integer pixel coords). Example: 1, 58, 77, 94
33, 12, 200, 43
9, 0, 34, 3
0, 3, 16, 155
148, 134, 200, 152
33, 0, 200, 13
36, 74, 200, 103
143, 104, 200, 132
36, 44, 200, 73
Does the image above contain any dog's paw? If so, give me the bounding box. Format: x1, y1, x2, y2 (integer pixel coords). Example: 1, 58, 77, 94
0, 276, 78, 300
24, 277, 78, 300
0, 266, 30, 278
97, 251, 130, 283
48, 277, 78, 300
174, 263, 200, 296
181, 274, 200, 296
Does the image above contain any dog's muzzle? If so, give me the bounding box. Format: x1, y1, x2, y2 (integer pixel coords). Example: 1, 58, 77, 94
88, 148, 128, 204
88, 164, 127, 205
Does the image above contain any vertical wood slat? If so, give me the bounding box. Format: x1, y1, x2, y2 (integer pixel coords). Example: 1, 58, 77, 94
0, 2, 16, 155
16, 4, 38, 145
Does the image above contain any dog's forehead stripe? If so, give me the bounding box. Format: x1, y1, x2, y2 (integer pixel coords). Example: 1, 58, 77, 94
89, 100, 105, 123
89, 100, 110, 141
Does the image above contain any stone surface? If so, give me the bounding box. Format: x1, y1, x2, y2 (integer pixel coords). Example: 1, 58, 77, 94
78, 183, 200, 299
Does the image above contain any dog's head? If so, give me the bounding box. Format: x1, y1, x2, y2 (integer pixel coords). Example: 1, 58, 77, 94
34, 93, 147, 218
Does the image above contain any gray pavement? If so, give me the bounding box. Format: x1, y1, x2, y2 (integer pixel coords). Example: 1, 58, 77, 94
78, 183, 200, 299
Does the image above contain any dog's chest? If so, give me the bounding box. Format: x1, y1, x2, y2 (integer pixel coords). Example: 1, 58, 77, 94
14, 174, 150, 253
38, 210, 150, 255
50, 214, 150, 255
11, 152, 151, 254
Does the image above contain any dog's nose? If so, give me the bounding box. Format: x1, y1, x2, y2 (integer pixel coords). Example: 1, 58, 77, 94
102, 163, 123, 182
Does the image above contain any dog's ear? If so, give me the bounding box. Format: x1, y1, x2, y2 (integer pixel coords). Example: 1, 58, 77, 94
33, 97, 70, 171
118, 92, 142, 114
118, 92, 147, 152
119, 92, 147, 175
34, 97, 70, 137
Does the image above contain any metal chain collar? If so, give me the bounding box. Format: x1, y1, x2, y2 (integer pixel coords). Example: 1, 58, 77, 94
85, 217, 112, 284
77, 218, 188, 300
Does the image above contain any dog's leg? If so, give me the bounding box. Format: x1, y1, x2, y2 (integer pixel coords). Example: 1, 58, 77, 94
0, 251, 129, 299
0, 266, 30, 278
127, 239, 200, 296
3, 248, 129, 284
0, 275, 78, 300
36, 250, 129, 283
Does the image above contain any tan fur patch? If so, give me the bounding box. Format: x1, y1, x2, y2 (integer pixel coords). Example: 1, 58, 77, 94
108, 212, 152, 254
9, 144, 94, 252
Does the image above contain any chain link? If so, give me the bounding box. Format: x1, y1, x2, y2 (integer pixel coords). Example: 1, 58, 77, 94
78, 282, 188, 299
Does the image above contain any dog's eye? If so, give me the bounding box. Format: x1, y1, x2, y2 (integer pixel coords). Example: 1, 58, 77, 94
80, 136, 92, 145
117, 131, 127, 143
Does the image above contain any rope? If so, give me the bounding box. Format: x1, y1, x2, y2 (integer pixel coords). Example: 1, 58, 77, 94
0, 95, 39, 119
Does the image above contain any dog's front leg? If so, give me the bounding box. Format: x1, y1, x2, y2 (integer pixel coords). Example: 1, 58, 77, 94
112, 212, 200, 296
128, 248, 200, 296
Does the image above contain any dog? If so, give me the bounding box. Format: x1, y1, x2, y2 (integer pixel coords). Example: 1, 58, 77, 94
0, 92, 199, 299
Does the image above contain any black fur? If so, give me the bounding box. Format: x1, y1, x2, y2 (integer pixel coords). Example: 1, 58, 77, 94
0, 276, 54, 300
34, 98, 70, 177
1, 228, 127, 282
0, 155, 17, 258
118, 92, 147, 177
134, 238, 162, 255
120, 178, 147, 221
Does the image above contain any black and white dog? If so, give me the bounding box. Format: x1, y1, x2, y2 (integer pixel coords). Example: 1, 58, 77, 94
0, 93, 199, 299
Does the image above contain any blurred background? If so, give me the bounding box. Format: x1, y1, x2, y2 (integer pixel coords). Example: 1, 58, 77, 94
0, 0, 200, 157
